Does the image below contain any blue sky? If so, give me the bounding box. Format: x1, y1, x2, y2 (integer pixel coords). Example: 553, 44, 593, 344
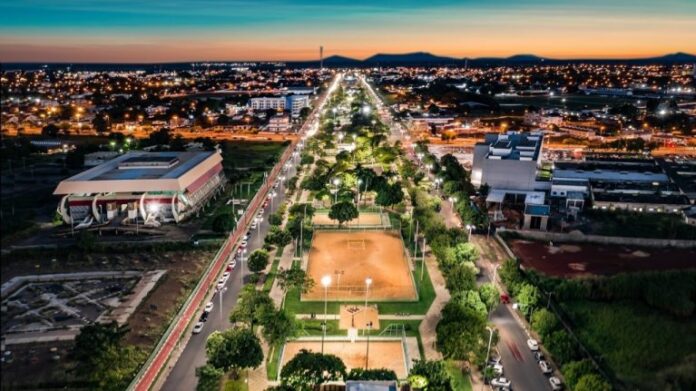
1, 0, 695, 62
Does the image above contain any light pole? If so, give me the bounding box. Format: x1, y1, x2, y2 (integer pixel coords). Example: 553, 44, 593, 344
239, 248, 247, 285
255, 217, 262, 245
219, 286, 227, 322
365, 321, 373, 369
449, 196, 458, 209
321, 275, 332, 354
466, 224, 473, 241
481, 327, 495, 391
357, 179, 363, 205
364, 277, 372, 336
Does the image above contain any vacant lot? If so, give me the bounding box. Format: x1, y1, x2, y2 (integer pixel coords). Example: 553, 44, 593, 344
303, 231, 416, 301
562, 300, 696, 388
508, 239, 696, 277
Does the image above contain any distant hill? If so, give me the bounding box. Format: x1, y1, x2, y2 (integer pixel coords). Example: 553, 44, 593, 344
363, 52, 457, 64
322, 55, 361, 65
636, 52, 696, 64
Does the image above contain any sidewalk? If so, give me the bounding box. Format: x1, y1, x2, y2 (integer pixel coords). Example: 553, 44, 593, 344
418, 253, 450, 360
269, 243, 296, 308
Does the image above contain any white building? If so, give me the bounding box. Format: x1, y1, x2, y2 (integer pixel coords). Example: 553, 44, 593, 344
250, 96, 286, 111
267, 115, 292, 133
472, 131, 545, 191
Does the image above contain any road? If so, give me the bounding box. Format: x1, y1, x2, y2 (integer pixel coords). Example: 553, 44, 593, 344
156, 74, 342, 391
363, 74, 552, 391
161, 162, 297, 391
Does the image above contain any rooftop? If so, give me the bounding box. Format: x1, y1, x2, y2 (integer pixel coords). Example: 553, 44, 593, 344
479, 131, 543, 161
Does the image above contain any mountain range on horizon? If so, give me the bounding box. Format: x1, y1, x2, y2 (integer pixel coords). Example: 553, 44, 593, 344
318, 51, 696, 66
3, 52, 695, 71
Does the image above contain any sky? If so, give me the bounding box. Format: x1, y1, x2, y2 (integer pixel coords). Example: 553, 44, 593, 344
1, 0, 695, 62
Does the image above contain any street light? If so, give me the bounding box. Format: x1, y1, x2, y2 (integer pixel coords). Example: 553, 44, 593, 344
365, 320, 373, 369
321, 275, 332, 354
466, 224, 473, 240
480, 327, 496, 391
449, 196, 458, 208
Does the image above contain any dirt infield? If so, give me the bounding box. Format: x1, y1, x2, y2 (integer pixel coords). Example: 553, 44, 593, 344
509, 239, 696, 277
339, 304, 380, 330
312, 212, 385, 226
303, 231, 416, 301
281, 340, 408, 378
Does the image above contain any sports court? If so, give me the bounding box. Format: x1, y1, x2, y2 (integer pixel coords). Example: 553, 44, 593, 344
312, 211, 387, 227
302, 230, 417, 301
281, 339, 409, 379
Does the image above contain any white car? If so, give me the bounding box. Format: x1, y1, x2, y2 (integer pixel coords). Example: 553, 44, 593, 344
250, 222, 257, 229
192, 322, 204, 334
539, 360, 552, 374
240, 240, 247, 247
204, 301, 214, 313
549, 377, 563, 390
216, 281, 225, 290
490, 363, 504, 376
527, 338, 539, 351
222, 271, 231, 280
229, 260, 237, 269
490, 377, 511, 388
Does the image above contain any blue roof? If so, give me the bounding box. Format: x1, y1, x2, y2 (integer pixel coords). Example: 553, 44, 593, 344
525, 204, 551, 216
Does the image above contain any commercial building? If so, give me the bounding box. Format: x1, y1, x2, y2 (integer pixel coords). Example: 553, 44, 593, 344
54, 151, 225, 227
267, 115, 292, 133
250, 94, 310, 117
472, 131, 545, 191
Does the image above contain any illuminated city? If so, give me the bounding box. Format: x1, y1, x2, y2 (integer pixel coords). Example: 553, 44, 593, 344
1, 1, 695, 391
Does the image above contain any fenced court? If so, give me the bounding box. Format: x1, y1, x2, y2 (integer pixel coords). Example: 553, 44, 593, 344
312, 211, 390, 229
281, 339, 409, 379
302, 230, 417, 301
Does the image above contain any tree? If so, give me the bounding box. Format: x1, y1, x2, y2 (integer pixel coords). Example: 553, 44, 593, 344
346, 368, 397, 381
517, 283, 541, 317
212, 213, 235, 233
561, 360, 596, 390
276, 267, 315, 308
409, 360, 453, 391
261, 308, 295, 346
71, 322, 144, 390
452, 290, 488, 320
375, 182, 404, 207
280, 349, 346, 391
575, 374, 611, 391
196, 364, 224, 391
92, 115, 109, 133
265, 227, 292, 248
478, 283, 500, 312
328, 201, 358, 226
453, 242, 478, 262
546, 329, 578, 364
248, 249, 270, 274
205, 328, 263, 373
445, 262, 477, 293
531, 308, 559, 339
230, 285, 274, 326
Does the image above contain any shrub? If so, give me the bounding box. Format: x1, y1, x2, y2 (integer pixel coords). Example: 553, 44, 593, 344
561, 360, 597, 390
575, 374, 611, 391
546, 329, 579, 365
531, 308, 560, 339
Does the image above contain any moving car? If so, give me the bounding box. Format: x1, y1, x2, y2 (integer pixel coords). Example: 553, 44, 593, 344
549, 376, 563, 390
192, 322, 204, 334
204, 301, 214, 313
490, 377, 511, 388
539, 360, 552, 374
527, 338, 539, 351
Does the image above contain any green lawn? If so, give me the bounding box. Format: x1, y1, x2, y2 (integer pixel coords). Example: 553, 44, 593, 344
283, 264, 435, 315
446, 361, 473, 391
297, 319, 422, 337
562, 300, 696, 388
223, 377, 249, 391
262, 257, 281, 293
266, 342, 283, 381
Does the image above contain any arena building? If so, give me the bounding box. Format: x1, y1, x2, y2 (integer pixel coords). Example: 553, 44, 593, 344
54, 151, 225, 227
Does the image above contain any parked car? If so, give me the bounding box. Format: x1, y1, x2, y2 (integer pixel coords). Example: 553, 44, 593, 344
539, 360, 552, 374
216, 281, 225, 290
204, 301, 214, 313
534, 351, 545, 362
490, 363, 504, 376
229, 259, 237, 269
549, 376, 563, 390
240, 240, 247, 247
222, 271, 231, 280
490, 377, 511, 388
192, 322, 204, 334
199, 312, 209, 322
250, 221, 257, 229
527, 338, 539, 351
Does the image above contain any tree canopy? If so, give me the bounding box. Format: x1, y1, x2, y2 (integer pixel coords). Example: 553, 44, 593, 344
205, 328, 263, 373
279, 349, 346, 391
328, 201, 359, 226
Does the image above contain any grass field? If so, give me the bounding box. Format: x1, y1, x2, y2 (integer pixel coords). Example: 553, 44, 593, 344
285, 262, 435, 315
446, 361, 473, 391
562, 300, 696, 388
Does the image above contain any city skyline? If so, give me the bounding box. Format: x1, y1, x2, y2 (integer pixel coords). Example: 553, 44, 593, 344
2, 0, 696, 62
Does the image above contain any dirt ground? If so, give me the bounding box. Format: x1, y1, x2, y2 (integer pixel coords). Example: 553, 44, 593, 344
281, 340, 408, 378
509, 239, 696, 277
302, 231, 416, 301
339, 304, 380, 330
0, 247, 213, 388
312, 212, 385, 226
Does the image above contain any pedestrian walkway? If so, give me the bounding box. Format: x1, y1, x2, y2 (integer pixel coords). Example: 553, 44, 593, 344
269, 243, 296, 308
293, 313, 426, 320
247, 332, 271, 391
418, 253, 450, 360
